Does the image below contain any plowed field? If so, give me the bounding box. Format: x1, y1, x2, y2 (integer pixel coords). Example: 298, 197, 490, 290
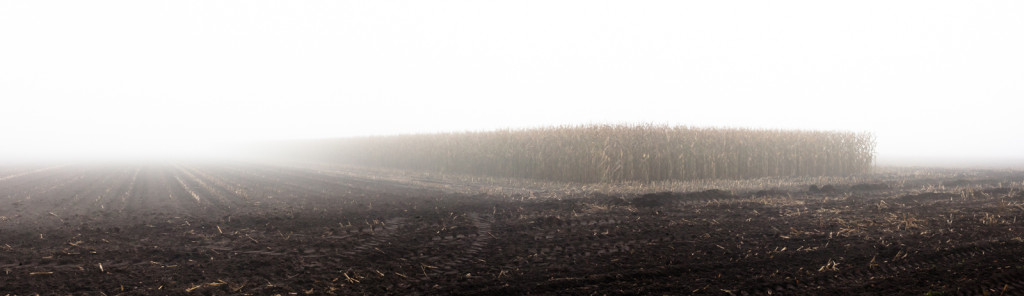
1, 163, 1022, 295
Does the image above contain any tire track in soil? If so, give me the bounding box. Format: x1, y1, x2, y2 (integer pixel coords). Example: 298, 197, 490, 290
732, 238, 1024, 295
337, 217, 408, 258
427, 213, 492, 277
391, 212, 495, 294
504, 215, 648, 263
966, 270, 1024, 296
191, 218, 408, 261
0, 255, 169, 275
460, 212, 677, 295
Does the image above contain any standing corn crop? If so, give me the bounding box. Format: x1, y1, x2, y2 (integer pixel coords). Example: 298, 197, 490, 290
323, 124, 875, 183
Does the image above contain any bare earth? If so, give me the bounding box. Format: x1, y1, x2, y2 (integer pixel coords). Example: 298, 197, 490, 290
0, 163, 1022, 295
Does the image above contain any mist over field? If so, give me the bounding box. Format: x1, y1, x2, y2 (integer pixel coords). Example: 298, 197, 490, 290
4, 2, 1024, 294
1, 1, 1022, 167
876, 156, 1024, 170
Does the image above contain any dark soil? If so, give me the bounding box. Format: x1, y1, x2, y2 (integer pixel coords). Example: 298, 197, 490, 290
1, 164, 1023, 295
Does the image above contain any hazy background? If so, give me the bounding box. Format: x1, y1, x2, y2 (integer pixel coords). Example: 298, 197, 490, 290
1, 1, 1022, 166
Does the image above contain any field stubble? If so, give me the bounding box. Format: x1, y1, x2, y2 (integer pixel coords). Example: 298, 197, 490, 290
0, 163, 1022, 295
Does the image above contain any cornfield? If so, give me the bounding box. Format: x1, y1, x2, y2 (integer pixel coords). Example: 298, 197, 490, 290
316, 124, 875, 183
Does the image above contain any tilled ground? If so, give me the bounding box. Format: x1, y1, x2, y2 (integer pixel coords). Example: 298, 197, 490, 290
0, 163, 1022, 295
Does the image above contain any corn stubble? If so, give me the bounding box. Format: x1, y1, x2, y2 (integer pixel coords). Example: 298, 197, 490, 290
330, 124, 875, 183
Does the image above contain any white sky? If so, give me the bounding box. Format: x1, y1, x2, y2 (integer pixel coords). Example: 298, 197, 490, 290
1, 1, 1022, 163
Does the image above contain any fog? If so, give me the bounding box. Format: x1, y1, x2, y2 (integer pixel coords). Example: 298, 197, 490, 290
1, 1, 1022, 167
